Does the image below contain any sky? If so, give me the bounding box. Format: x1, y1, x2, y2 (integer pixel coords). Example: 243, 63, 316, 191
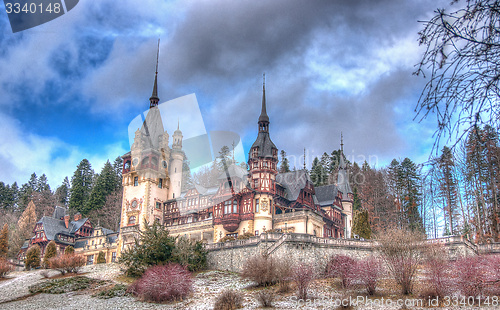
0, 0, 453, 189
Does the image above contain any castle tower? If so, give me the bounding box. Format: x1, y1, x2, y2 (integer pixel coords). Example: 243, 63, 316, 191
118, 41, 170, 252
169, 120, 183, 199
338, 134, 354, 238
248, 74, 278, 235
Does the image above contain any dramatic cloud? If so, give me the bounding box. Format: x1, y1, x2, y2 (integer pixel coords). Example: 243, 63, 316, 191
0, 0, 452, 187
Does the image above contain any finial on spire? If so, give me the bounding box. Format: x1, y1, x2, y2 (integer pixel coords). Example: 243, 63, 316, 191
340, 132, 344, 153
149, 38, 160, 108
303, 148, 306, 170
258, 73, 269, 129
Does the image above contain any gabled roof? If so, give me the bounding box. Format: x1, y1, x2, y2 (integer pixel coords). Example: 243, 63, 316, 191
39, 216, 90, 241
276, 170, 311, 201
52, 206, 66, 220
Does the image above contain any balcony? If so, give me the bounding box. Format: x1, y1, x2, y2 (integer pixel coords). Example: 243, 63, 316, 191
220, 213, 241, 232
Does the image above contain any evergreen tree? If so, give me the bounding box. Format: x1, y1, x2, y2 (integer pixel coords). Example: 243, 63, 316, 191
55, 177, 71, 207
96, 251, 106, 264
18, 173, 38, 211
120, 219, 177, 277
69, 159, 94, 214
438, 146, 459, 235
37, 174, 51, 192
279, 150, 291, 173
112, 156, 123, 186
0, 223, 8, 258
25, 245, 41, 270
310, 157, 324, 187
43, 240, 57, 268
182, 159, 194, 191
217, 146, 234, 172
352, 208, 371, 239
64, 246, 75, 255
85, 161, 116, 215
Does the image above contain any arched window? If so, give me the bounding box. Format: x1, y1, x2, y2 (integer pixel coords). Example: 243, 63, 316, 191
128, 216, 136, 225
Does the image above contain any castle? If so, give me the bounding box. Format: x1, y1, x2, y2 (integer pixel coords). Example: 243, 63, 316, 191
116, 67, 354, 255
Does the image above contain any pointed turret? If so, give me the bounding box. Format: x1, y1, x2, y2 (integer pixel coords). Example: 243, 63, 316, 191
149, 39, 160, 108
250, 74, 277, 159
258, 74, 269, 127
337, 134, 352, 196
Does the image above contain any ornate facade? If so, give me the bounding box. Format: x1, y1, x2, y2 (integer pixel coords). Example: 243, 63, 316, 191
117, 70, 353, 253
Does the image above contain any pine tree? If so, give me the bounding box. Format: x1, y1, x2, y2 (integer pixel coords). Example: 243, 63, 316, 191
112, 156, 123, 186
25, 245, 41, 270
43, 240, 57, 268
182, 159, 194, 190
96, 251, 106, 264
0, 224, 8, 258
352, 208, 371, 239
18, 173, 38, 211
55, 177, 71, 207
279, 150, 291, 173
69, 159, 94, 214
438, 146, 459, 235
85, 161, 116, 214
310, 157, 324, 187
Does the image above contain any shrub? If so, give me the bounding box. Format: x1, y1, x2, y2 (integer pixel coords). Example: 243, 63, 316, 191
355, 257, 382, 295
172, 237, 208, 272
483, 255, 500, 295
376, 228, 426, 295
256, 289, 274, 308
127, 263, 192, 303
64, 246, 75, 255
214, 289, 243, 310
291, 262, 315, 300
326, 254, 357, 289
96, 251, 106, 264
421, 245, 451, 299
454, 255, 490, 297
237, 232, 255, 240
43, 240, 57, 268
241, 254, 277, 286
25, 245, 41, 270
219, 235, 236, 243
49, 254, 86, 274
0, 257, 14, 278
275, 258, 292, 292
120, 220, 176, 277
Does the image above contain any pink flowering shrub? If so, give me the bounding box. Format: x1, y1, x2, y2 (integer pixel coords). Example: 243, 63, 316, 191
128, 263, 192, 303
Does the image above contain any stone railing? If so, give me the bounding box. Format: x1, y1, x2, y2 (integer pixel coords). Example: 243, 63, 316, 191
478, 242, 500, 254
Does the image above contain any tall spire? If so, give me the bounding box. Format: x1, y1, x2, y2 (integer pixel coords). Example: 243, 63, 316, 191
149, 39, 160, 108
258, 73, 269, 132
340, 132, 344, 153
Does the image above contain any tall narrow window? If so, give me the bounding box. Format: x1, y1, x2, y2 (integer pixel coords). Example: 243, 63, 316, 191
255, 199, 259, 213
158, 178, 163, 188
134, 176, 138, 186
233, 200, 237, 213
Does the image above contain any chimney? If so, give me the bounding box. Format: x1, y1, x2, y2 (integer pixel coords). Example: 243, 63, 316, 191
74, 213, 82, 221
64, 215, 70, 229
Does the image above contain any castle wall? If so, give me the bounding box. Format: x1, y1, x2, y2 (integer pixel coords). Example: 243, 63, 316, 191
207, 233, 480, 273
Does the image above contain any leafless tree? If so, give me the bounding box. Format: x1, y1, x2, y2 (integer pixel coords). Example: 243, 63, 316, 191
415, 0, 500, 150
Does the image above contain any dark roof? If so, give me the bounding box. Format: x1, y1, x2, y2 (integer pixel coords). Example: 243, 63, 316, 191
52, 206, 66, 220
217, 164, 248, 180
107, 234, 119, 244
315, 184, 339, 206
69, 218, 89, 234
276, 170, 311, 201
337, 155, 353, 195
39, 216, 90, 241
251, 132, 277, 157
74, 240, 87, 249
259, 82, 269, 123
140, 106, 164, 149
